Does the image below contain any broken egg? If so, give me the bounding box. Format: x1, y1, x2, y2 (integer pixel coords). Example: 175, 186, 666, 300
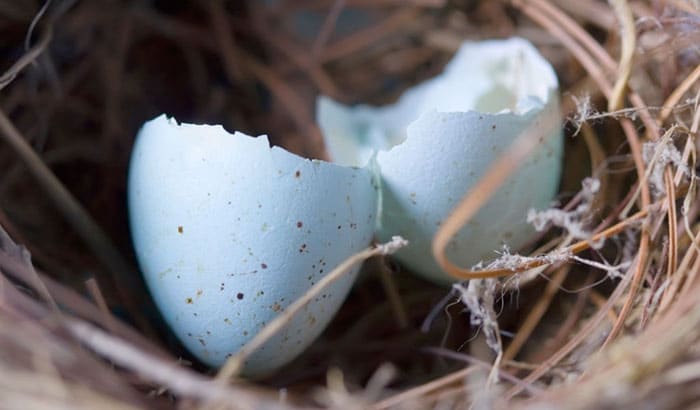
128, 115, 377, 376
317, 38, 562, 284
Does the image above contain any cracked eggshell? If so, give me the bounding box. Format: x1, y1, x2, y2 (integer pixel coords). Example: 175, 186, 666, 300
317, 38, 562, 284
128, 115, 377, 376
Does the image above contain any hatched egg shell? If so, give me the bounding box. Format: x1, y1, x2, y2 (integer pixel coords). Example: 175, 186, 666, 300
317, 38, 562, 284
128, 115, 377, 376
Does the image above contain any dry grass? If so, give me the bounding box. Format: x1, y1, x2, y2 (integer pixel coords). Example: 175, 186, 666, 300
2, 0, 700, 408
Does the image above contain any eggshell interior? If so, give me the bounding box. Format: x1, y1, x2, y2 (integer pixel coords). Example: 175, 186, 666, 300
317, 38, 562, 284
128, 115, 378, 376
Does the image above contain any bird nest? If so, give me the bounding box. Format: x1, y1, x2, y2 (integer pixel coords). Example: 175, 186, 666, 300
1, 0, 700, 408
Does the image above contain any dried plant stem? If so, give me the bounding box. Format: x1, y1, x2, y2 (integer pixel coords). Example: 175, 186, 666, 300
436, 209, 646, 281
377, 261, 409, 329
503, 236, 560, 290
66, 320, 278, 410
581, 124, 609, 218
674, 132, 695, 186
664, 168, 679, 281
534, 0, 615, 72
658, 103, 700, 312
250, 22, 340, 97
618, 119, 659, 218
0, 109, 143, 324
555, 0, 616, 30
0, 25, 52, 90
666, 0, 700, 16
0, 227, 58, 314
658, 225, 700, 314
206, 1, 245, 82
528, 282, 700, 407
320, 8, 420, 62
84, 278, 118, 336
516, 0, 612, 96
206, 1, 326, 159
425, 348, 542, 395
607, 0, 635, 112
605, 126, 674, 341
505, 256, 635, 399
0, 246, 169, 359
516, 0, 652, 256
0, 370, 143, 410
679, 236, 700, 299
431, 90, 646, 279
431, 103, 560, 279
311, 0, 347, 58
601, 122, 651, 344
370, 367, 475, 409
528, 0, 657, 133
603, 228, 650, 344
216, 237, 408, 381
659, 61, 700, 124
517, 0, 658, 348
503, 265, 570, 361
588, 289, 621, 324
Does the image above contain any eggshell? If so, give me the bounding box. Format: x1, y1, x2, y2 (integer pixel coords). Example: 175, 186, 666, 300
317, 38, 562, 284
128, 115, 378, 376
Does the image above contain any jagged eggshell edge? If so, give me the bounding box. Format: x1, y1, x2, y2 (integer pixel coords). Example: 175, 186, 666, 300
317, 38, 562, 284
128, 115, 378, 375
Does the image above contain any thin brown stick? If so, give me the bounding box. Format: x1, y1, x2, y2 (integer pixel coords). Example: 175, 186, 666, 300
530, 0, 658, 135
84, 278, 118, 336
505, 257, 635, 398
602, 120, 652, 345
206, 1, 245, 82
206, 2, 328, 158
436, 209, 646, 280
0, 25, 52, 90
0, 248, 170, 359
666, 0, 700, 16
658, 61, 700, 124
519, 0, 655, 347
320, 8, 420, 62
533, 0, 616, 72
554, 0, 616, 30
529, 272, 596, 363
664, 168, 679, 282
0, 109, 143, 325
216, 237, 407, 381
516, 0, 612, 97
377, 261, 409, 329
370, 367, 475, 409
588, 289, 620, 324
679, 237, 700, 300
503, 265, 570, 361
311, 0, 347, 58
431, 103, 561, 279
607, 0, 636, 112
425, 348, 543, 395
603, 228, 650, 345
66, 320, 283, 410
658, 99, 700, 312
250, 23, 340, 97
